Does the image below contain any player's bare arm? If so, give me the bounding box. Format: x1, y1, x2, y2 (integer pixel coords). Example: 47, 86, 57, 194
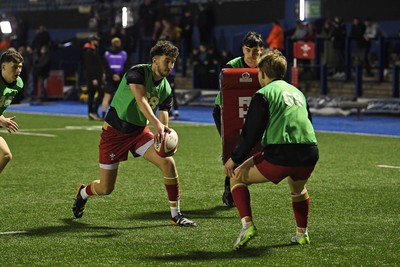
0, 115, 19, 133
158, 110, 169, 127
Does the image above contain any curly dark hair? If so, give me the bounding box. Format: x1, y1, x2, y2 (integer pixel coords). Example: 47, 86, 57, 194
150, 40, 179, 59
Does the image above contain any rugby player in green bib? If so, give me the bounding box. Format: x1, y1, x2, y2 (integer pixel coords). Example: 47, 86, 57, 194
224, 49, 319, 249
212, 32, 264, 207
73, 40, 197, 227
0, 49, 24, 174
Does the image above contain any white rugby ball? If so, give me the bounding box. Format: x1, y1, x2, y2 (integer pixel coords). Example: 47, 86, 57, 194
154, 128, 178, 157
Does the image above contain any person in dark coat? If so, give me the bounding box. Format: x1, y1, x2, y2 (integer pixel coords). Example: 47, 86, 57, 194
32, 45, 51, 102
83, 34, 105, 120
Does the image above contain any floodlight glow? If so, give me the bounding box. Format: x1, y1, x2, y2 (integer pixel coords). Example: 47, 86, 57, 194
62, 42, 72, 47
299, 0, 305, 21
0, 20, 12, 34
122, 7, 128, 28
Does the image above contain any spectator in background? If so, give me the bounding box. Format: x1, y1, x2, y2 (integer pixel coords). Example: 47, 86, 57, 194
350, 17, 366, 68
331, 17, 346, 78
197, 3, 215, 46
152, 20, 163, 43
109, 26, 125, 44
122, 26, 137, 61
31, 25, 51, 53
206, 45, 220, 66
291, 21, 312, 79
305, 21, 316, 41
266, 20, 285, 53
179, 8, 194, 63
219, 49, 233, 66
291, 21, 308, 41
363, 17, 388, 77
363, 17, 380, 77
350, 17, 366, 53
138, 0, 158, 39
205, 45, 221, 89
191, 43, 209, 88
101, 37, 128, 120
158, 19, 178, 45
83, 34, 105, 121
316, 18, 335, 75
0, 37, 11, 52
32, 45, 51, 102
193, 43, 209, 65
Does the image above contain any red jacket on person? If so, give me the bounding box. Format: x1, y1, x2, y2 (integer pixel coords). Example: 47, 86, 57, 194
266, 23, 284, 52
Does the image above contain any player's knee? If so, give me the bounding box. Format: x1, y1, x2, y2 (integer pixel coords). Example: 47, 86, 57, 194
158, 157, 176, 173
232, 167, 251, 185
232, 171, 244, 184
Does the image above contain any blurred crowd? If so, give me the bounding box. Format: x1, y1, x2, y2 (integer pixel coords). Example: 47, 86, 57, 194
0, 0, 398, 107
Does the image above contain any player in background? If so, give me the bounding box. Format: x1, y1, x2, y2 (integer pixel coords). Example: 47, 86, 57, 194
72, 40, 197, 227
101, 37, 129, 120
0, 49, 24, 173
224, 49, 319, 249
83, 34, 105, 121
213, 31, 264, 207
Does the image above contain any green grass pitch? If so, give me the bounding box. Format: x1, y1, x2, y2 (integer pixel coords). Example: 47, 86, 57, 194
0, 112, 399, 266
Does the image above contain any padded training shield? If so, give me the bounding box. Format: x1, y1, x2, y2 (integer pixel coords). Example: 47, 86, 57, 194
220, 68, 261, 163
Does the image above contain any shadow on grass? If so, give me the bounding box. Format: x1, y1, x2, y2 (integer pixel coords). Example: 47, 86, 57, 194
5, 206, 236, 237
129, 205, 236, 221
148, 243, 296, 261
4, 218, 169, 237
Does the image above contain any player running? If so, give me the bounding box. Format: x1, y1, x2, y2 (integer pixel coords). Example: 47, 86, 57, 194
224, 49, 319, 249
72, 40, 197, 227
0, 49, 24, 173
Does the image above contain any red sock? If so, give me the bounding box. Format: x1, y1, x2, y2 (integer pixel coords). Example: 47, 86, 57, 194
164, 177, 180, 201
231, 184, 251, 218
85, 183, 94, 196
165, 184, 179, 201
292, 194, 310, 228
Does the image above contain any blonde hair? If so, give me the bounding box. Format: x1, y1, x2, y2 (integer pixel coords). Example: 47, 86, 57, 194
111, 37, 121, 47
257, 49, 287, 79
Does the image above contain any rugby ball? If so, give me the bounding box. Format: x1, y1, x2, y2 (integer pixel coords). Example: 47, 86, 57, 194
154, 128, 178, 157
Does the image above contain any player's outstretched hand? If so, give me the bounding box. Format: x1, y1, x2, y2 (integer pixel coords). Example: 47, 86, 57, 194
0, 116, 19, 133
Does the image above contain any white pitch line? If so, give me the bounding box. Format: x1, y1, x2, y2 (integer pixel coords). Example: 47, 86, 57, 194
316, 130, 400, 138
14, 132, 56, 137
0, 230, 27, 235
377, 165, 400, 169
0, 125, 103, 137
3, 125, 103, 132
0, 130, 57, 137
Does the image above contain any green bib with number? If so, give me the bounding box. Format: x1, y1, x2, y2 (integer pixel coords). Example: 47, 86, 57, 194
111, 64, 171, 126
257, 80, 317, 146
